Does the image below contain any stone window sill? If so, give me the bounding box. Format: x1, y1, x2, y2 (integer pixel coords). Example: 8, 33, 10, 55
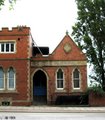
0, 90, 18, 94
55, 89, 66, 93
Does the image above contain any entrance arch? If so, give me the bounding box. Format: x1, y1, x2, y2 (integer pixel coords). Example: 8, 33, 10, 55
33, 69, 47, 104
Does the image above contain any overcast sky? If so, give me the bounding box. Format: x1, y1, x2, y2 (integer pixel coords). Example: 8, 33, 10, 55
0, 0, 91, 84
0, 0, 77, 53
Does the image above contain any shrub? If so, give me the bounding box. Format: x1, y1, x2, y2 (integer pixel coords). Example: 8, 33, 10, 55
87, 85, 105, 97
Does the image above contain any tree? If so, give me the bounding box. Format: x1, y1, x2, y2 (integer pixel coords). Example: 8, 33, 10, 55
72, 0, 105, 90
0, 0, 17, 10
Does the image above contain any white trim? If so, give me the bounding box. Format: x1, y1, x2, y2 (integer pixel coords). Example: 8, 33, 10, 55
56, 68, 65, 90
0, 41, 16, 54
7, 67, 16, 90
72, 68, 81, 90
0, 67, 5, 90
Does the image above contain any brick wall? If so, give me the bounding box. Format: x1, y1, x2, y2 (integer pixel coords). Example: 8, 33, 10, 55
31, 65, 87, 104
0, 27, 87, 106
0, 26, 31, 59
89, 92, 105, 106
51, 35, 86, 61
31, 34, 87, 104
0, 27, 32, 105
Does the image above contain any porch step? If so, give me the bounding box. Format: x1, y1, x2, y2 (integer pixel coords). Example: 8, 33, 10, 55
33, 96, 47, 105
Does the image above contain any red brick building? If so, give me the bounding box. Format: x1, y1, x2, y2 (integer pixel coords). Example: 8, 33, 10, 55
0, 26, 87, 106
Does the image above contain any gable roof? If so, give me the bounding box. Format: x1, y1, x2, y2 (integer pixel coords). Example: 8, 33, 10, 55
51, 34, 86, 61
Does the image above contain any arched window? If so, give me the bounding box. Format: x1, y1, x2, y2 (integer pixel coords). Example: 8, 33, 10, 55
73, 68, 80, 89
0, 67, 5, 89
56, 69, 64, 89
7, 67, 15, 90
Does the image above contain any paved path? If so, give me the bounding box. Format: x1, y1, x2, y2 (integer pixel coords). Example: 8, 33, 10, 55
0, 106, 105, 113
1, 113, 105, 120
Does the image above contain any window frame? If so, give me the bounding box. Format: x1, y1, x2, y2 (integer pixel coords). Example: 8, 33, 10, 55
72, 68, 81, 89
7, 67, 16, 90
56, 68, 64, 90
0, 42, 16, 53
0, 67, 5, 90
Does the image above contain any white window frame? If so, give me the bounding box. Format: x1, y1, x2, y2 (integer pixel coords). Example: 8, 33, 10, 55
7, 67, 16, 90
56, 68, 64, 90
0, 42, 16, 53
0, 67, 5, 90
72, 68, 81, 89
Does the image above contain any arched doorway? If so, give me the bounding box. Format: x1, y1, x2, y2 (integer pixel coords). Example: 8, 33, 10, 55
33, 70, 47, 105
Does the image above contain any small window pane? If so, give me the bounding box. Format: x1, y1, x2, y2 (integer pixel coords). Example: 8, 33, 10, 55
8, 68, 15, 89
6, 43, 9, 52
74, 69, 79, 78
74, 80, 79, 88
57, 69, 64, 89
73, 69, 80, 88
1, 43, 4, 52
57, 80, 63, 88
57, 69, 63, 79
0, 68, 4, 89
10, 43, 14, 52
9, 78, 14, 88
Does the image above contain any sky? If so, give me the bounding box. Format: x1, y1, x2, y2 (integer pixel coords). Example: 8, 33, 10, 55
0, 0, 77, 53
0, 0, 92, 85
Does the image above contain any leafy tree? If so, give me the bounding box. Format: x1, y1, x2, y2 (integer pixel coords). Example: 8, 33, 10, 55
0, 0, 17, 10
72, 0, 105, 90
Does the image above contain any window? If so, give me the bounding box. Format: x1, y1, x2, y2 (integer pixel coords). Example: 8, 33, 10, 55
0, 67, 5, 90
56, 69, 64, 89
7, 67, 15, 90
0, 42, 15, 53
0, 67, 16, 91
73, 69, 80, 89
